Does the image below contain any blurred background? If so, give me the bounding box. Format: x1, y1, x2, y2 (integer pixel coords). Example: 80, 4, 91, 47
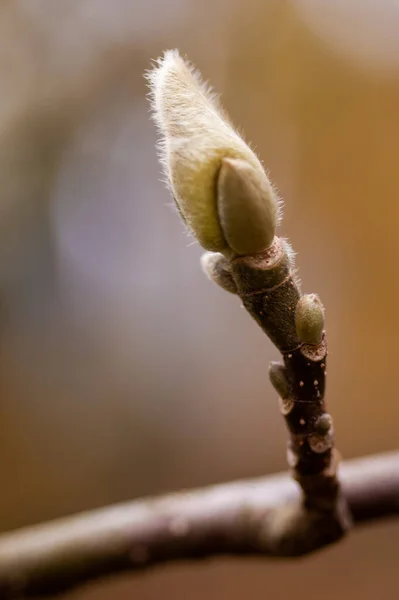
1, 0, 399, 598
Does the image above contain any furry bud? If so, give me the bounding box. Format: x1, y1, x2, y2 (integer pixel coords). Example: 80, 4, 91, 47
147, 49, 280, 253
201, 252, 237, 294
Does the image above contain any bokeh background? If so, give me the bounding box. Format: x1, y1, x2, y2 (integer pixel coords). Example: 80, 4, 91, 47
1, 0, 399, 598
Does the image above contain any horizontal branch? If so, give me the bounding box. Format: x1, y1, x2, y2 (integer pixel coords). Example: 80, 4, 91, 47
0, 451, 398, 598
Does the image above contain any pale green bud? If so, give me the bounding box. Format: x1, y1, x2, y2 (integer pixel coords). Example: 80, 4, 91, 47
295, 294, 325, 345
217, 158, 278, 255
147, 49, 280, 253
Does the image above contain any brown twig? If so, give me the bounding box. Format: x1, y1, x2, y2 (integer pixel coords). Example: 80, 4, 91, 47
230, 237, 350, 531
0, 451, 398, 598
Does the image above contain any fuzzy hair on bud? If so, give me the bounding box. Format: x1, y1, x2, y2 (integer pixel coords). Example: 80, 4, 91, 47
295, 294, 325, 345
146, 49, 281, 253
201, 252, 238, 294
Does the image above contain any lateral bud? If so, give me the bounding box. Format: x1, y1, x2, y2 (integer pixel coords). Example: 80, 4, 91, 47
269, 362, 290, 399
201, 252, 237, 294
295, 294, 325, 345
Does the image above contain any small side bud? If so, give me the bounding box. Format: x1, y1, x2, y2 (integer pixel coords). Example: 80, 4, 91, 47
201, 252, 237, 294
308, 432, 333, 454
315, 413, 333, 435
269, 362, 290, 399
295, 294, 325, 345
147, 50, 281, 252
217, 158, 278, 255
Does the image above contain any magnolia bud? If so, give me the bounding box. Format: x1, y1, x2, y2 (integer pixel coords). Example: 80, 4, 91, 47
147, 49, 280, 253
201, 252, 237, 294
295, 294, 325, 345
217, 158, 278, 255
269, 362, 290, 399
315, 413, 333, 435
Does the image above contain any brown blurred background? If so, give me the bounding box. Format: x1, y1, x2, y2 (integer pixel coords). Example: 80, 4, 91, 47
1, 0, 399, 598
